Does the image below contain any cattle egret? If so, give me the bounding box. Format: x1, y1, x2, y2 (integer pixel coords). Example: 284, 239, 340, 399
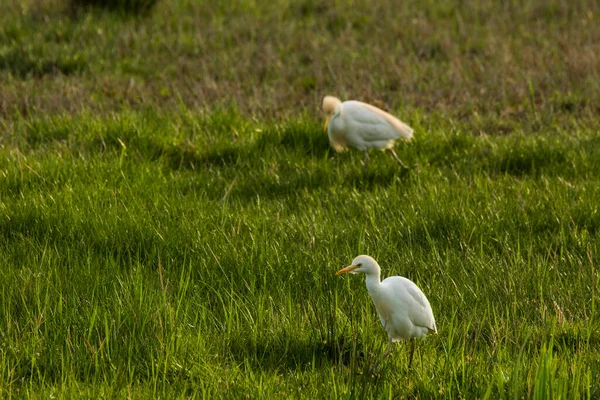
322, 96, 414, 169
336, 255, 436, 371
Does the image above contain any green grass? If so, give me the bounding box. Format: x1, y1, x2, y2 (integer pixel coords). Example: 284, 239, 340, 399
1, 109, 599, 398
1, 0, 599, 119
1, 0, 600, 397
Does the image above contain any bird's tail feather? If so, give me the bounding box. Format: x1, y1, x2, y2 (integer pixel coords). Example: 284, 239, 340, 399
357, 101, 414, 140
394, 121, 414, 140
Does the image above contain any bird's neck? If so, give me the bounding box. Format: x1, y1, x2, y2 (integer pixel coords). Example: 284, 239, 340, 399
364, 271, 382, 295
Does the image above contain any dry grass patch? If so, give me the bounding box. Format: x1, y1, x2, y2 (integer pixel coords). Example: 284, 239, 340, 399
0, 0, 599, 122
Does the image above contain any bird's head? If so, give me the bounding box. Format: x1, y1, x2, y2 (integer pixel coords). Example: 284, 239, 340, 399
336, 255, 381, 276
322, 95, 342, 132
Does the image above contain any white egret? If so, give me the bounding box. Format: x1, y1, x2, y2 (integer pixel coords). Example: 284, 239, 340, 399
336, 255, 436, 371
322, 96, 414, 169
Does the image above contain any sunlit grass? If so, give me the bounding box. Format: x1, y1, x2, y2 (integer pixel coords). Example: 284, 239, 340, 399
1, 108, 599, 397
1, 0, 599, 397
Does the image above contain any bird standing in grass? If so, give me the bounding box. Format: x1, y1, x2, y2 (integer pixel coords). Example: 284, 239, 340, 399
322, 96, 414, 169
336, 255, 437, 372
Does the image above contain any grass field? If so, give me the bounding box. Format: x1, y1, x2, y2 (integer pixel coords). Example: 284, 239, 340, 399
1, 0, 600, 398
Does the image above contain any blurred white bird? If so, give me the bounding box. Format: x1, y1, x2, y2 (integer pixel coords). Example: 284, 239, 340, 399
336, 255, 436, 371
323, 96, 414, 169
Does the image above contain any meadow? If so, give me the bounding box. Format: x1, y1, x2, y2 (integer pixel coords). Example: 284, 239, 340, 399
1, 0, 600, 398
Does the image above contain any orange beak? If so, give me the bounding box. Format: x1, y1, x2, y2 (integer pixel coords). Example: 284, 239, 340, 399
335, 264, 359, 276
323, 117, 331, 132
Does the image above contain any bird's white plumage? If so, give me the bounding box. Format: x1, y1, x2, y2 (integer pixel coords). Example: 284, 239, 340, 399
336, 255, 436, 369
371, 276, 437, 342
323, 96, 413, 153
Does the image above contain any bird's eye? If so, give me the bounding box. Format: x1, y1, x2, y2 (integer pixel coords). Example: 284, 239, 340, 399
357, 263, 363, 267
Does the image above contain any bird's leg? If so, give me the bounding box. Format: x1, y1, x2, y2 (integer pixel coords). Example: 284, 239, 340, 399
388, 148, 410, 169
370, 338, 393, 375
408, 338, 416, 370
362, 150, 370, 170
382, 340, 394, 361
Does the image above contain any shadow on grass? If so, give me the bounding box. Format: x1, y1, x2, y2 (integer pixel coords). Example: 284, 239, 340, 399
552, 328, 600, 353
226, 164, 414, 203
226, 333, 367, 372
345, 165, 413, 190
158, 120, 332, 171
0, 48, 87, 78
229, 172, 329, 202
68, 0, 158, 16
493, 146, 567, 177
71, 120, 333, 172
407, 213, 466, 250
254, 123, 333, 158
0, 210, 167, 271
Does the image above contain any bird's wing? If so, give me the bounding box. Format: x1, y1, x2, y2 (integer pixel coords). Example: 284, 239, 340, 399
345, 101, 414, 141
387, 277, 437, 333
